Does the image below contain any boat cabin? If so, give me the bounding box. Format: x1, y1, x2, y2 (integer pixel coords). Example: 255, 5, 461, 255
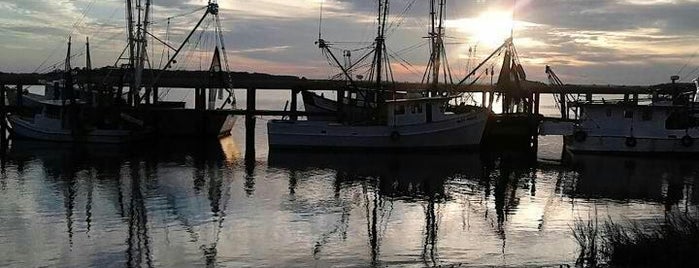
22, 98, 87, 129
386, 97, 452, 126
578, 103, 699, 138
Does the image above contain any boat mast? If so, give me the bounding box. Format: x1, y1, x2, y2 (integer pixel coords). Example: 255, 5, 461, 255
373, 0, 389, 89
85, 37, 92, 97
125, 0, 136, 69
132, 0, 151, 106
65, 36, 75, 104
423, 0, 450, 93
428, 0, 447, 88
85, 37, 92, 71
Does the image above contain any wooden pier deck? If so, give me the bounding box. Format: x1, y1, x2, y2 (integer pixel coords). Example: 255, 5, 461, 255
3, 69, 693, 94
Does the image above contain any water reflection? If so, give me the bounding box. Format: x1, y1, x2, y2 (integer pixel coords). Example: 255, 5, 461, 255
2, 139, 238, 267
0, 137, 696, 267
269, 151, 537, 266
567, 154, 697, 211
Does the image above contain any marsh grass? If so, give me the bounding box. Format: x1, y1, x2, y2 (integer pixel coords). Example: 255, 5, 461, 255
572, 212, 699, 267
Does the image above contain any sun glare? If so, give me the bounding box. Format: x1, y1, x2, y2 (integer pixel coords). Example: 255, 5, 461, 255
450, 10, 514, 46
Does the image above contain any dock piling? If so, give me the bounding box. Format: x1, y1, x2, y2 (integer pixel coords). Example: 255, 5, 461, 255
245, 88, 256, 162
1, 84, 6, 147
152, 87, 159, 104
195, 88, 205, 110
290, 89, 299, 121
15, 84, 23, 107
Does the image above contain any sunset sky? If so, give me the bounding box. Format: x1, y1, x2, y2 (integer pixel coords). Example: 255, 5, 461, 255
1, 0, 699, 85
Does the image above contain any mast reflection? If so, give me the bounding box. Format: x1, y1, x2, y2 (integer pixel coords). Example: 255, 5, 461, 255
6, 138, 235, 267
269, 150, 481, 266
567, 154, 698, 209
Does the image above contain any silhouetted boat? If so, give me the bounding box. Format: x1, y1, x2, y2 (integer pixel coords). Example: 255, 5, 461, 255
268, 0, 489, 150
8, 38, 152, 143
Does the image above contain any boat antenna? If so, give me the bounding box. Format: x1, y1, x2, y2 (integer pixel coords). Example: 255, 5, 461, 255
511, 0, 516, 40
318, 0, 324, 41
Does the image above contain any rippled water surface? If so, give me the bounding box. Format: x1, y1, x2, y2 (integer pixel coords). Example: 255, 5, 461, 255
1, 96, 697, 267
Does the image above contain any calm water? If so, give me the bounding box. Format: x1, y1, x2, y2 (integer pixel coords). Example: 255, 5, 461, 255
1, 93, 698, 267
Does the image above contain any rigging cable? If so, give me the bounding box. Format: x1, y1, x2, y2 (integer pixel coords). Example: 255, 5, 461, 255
676, 50, 698, 77
386, 0, 417, 38
33, 0, 98, 73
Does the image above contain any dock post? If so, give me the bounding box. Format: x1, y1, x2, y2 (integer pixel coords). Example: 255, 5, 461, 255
1, 84, 6, 147
144, 87, 151, 105
337, 88, 345, 121
534, 93, 540, 115
481, 92, 486, 107
623, 94, 630, 102
245, 87, 256, 163
632, 93, 639, 103
152, 87, 159, 105
16, 84, 23, 107
585, 93, 592, 102
290, 89, 298, 121
195, 88, 205, 110
559, 92, 567, 119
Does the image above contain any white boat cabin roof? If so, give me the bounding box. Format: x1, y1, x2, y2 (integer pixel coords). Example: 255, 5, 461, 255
385, 95, 454, 104
37, 99, 86, 107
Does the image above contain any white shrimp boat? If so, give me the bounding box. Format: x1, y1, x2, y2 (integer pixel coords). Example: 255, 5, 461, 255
268, 0, 488, 150
269, 96, 488, 150
563, 78, 699, 154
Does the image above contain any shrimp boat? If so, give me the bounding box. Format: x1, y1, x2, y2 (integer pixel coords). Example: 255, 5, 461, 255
9, 1, 237, 141
268, 0, 489, 150
119, 1, 237, 138
563, 76, 699, 154
8, 38, 153, 143
8, 96, 152, 143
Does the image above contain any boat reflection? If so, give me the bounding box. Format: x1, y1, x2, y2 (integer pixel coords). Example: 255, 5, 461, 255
4, 138, 239, 267
269, 151, 483, 200
567, 153, 698, 209
269, 151, 543, 266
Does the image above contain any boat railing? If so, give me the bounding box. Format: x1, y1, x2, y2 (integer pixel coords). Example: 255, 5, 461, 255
569, 98, 652, 106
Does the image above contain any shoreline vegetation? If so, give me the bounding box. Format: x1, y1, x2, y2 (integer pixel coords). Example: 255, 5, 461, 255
572, 211, 699, 267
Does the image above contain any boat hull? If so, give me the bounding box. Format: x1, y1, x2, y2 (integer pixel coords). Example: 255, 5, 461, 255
8, 115, 152, 144
267, 112, 488, 150
129, 109, 237, 138
565, 135, 699, 154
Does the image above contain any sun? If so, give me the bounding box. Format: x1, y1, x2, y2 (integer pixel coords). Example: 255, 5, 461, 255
449, 10, 514, 47
474, 11, 514, 45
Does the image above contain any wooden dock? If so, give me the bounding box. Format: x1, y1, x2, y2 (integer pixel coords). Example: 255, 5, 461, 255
2, 69, 694, 93
2, 69, 696, 159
